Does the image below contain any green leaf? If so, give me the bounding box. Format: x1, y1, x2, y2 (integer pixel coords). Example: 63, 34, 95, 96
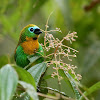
27, 55, 40, 63
51, 63, 80, 99
13, 66, 36, 89
28, 62, 47, 85
64, 71, 80, 100
19, 81, 38, 100
0, 64, 18, 100
64, 65, 80, 99
59, 69, 74, 90
24, 55, 41, 69
59, 69, 80, 99
58, 64, 80, 99
79, 81, 100, 100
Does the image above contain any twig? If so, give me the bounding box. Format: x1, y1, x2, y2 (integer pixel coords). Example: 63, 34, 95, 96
84, 0, 100, 11
38, 92, 74, 100
38, 92, 59, 100
44, 11, 54, 47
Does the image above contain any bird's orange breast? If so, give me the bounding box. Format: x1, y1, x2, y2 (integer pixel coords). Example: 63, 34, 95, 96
21, 37, 39, 55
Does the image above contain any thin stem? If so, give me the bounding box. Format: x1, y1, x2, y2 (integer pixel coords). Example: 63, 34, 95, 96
61, 45, 78, 52
41, 29, 60, 33
44, 11, 53, 47
38, 92, 58, 100
38, 92, 74, 100
54, 52, 62, 98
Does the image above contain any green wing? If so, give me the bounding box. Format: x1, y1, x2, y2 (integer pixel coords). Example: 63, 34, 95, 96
15, 43, 44, 68
15, 45, 30, 68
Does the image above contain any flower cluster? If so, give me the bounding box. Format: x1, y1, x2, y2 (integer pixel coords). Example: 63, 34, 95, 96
42, 26, 82, 82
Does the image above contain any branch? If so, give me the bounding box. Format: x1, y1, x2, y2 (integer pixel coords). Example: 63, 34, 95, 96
84, 0, 100, 12
38, 92, 74, 100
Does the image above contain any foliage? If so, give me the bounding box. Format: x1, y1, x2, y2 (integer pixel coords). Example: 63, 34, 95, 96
0, 64, 18, 100
0, 0, 100, 100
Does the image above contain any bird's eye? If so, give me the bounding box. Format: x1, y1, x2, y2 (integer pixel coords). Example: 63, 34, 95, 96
30, 28, 34, 32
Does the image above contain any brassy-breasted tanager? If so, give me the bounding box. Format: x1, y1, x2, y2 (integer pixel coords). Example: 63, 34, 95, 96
14, 24, 44, 68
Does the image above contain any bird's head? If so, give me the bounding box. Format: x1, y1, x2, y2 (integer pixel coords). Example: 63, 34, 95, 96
19, 24, 42, 43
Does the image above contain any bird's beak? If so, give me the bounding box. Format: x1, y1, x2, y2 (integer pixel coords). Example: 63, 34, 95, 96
34, 29, 42, 35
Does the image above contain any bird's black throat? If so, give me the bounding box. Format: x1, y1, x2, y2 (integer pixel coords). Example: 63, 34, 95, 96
33, 37, 37, 40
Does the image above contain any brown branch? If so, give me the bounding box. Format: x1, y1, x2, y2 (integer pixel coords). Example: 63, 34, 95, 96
38, 92, 59, 100
84, 0, 100, 12
38, 92, 74, 100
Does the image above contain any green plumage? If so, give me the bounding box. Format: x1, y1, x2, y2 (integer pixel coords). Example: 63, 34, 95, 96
14, 24, 44, 68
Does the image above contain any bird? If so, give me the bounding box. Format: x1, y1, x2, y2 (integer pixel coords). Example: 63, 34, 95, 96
14, 24, 44, 68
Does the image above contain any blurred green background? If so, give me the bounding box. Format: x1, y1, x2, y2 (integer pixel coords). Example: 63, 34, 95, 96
0, 0, 100, 99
